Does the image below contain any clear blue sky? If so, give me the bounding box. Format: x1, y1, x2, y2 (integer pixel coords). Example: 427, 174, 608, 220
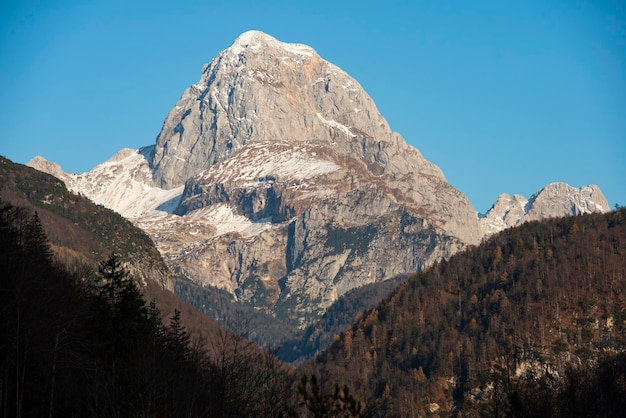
1, 0, 624, 212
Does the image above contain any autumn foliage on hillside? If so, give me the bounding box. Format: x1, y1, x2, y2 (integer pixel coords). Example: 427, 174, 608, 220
315, 210, 626, 416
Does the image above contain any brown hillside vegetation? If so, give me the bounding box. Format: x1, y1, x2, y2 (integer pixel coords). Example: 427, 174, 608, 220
314, 209, 626, 416
4, 155, 624, 416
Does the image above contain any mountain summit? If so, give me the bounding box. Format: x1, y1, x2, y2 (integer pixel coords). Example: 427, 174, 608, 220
140, 31, 484, 327
152, 30, 392, 190
27, 31, 609, 339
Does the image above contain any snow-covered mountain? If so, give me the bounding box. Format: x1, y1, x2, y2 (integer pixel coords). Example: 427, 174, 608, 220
27, 31, 610, 334
30, 148, 183, 218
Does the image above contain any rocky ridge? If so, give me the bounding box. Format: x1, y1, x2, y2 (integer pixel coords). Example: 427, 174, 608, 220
479, 183, 610, 235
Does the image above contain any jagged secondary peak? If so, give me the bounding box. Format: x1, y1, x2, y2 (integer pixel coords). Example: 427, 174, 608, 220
525, 182, 609, 219
27, 156, 65, 179
479, 182, 610, 236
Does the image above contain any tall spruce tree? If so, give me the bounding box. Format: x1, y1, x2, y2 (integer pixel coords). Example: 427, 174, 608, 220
91, 253, 150, 362
167, 309, 192, 362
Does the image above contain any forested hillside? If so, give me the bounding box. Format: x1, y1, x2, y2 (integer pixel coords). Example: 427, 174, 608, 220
0, 201, 300, 417
0, 156, 228, 343
0, 158, 359, 417
0, 156, 169, 286
314, 210, 626, 416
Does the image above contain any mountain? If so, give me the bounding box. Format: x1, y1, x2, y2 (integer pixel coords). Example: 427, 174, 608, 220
479, 182, 610, 235
314, 209, 626, 416
28, 31, 481, 331
27, 31, 609, 347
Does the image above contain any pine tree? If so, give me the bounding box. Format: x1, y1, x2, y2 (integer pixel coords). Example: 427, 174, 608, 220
167, 309, 192, 363
90, 253, 150, 361
23, 211, 53, 264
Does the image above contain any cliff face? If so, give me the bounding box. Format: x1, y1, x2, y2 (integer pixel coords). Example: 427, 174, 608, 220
153, 176, 465, 326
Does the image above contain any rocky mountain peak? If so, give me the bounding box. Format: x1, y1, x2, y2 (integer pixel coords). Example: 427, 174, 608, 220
150, 31, 482, 242
479, 182, 610, 235
525, 182, 609, 219
27, 156, 65, 179
227, 30, 316, 57
150, 31, 403, 191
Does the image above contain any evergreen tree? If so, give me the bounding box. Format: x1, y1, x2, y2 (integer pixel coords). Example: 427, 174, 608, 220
167, 309, 192, 362
23, 211, 53, 263
90, 253, 150, 362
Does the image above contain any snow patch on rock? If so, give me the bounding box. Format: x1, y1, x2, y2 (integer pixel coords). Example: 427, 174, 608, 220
196, 141, 340, 187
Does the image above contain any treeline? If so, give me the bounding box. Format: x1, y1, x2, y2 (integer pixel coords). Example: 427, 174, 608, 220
0, 201, 315, 417
315, 210, 626, 416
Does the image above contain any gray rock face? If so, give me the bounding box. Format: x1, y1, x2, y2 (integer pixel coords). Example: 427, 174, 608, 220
479, 182, 610, 235
152, 30, 482, 245
153, 126, 473, 326
525, 183, 610, 220
168, 178, 465, 326
152, 30, 391, 190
